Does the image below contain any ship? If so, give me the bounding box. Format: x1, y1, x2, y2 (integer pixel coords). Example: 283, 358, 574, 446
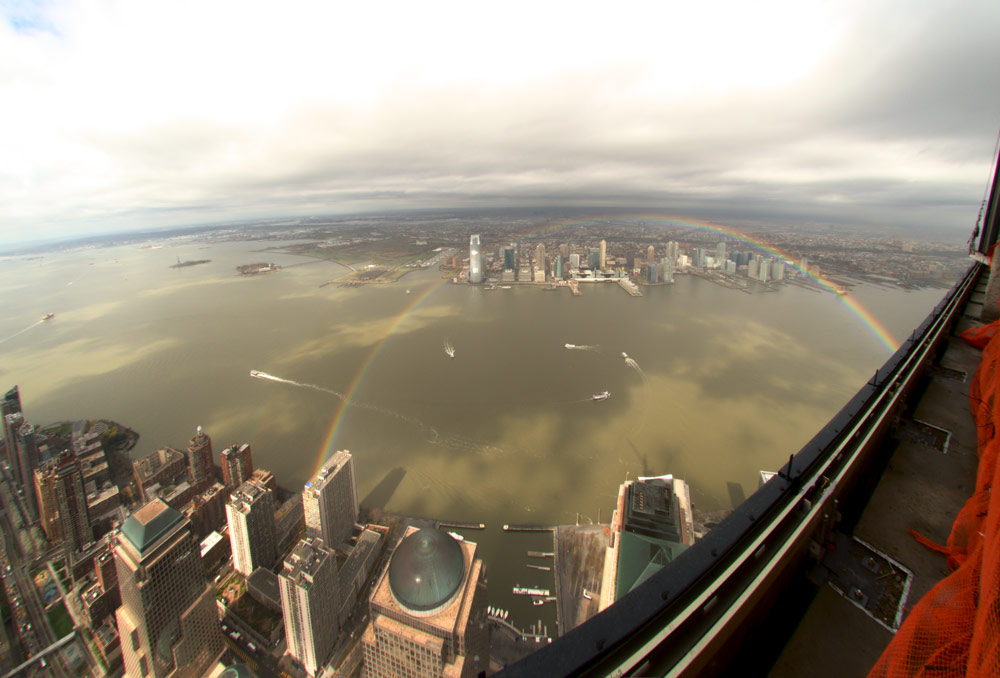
565, 344, 576, 349
41, 313, 54, 321
249, 370, 263, 378
593, 391, 611, 401
622, 352, 629, 359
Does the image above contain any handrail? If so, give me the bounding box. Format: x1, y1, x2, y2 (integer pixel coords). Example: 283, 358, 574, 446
500, 261, 981, 677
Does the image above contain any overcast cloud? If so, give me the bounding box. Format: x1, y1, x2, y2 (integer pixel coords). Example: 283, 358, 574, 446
1, 0, 999, 247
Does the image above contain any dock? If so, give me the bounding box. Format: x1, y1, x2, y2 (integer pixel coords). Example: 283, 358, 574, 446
503, 524, 553, 532
617, 278, 642, 296
438, 522, 485, 530
526, 564, 551, 571
569, 280, 582, 296
513, 586, 551, 597
527, 551, 554, 558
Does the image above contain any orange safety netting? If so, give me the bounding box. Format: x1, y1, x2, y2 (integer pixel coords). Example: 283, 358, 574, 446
867, 319, 1000, 678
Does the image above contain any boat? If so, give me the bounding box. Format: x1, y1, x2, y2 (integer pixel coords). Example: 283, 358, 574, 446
41, 313, 54, 321
532, 599, 545, 606
445, 343, 456, 359
622, 352, 629, 359
565, 344, 576, 349
406, 289, 411, 294
583, 589, 593, 600
593, 391, 611, 401
249, 370, 263, 378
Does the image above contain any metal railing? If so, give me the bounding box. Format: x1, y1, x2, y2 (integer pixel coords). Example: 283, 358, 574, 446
499, 261, 981, 677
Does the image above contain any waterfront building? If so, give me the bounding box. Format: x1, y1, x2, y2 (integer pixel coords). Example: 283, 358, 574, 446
717, 242, 727, 267
748, 258, 759, 280
303, 450, 358, 548
226, 479, 277, 576
503, 246, 515, 271
1, 385, 21, 467
559, 243, 569, 259
647, 263, 659, 284
599, 474, 694, 612
726, 260, 737, 275
220, 442, 253, 488
599, 239, 607, 269
280, 537, 340, 677
570, 253, 580, 269
588, 248, 600, 269
771, 259, 786, 281
647, 245, 655, 263
554, 255, 564, 279
469, 235, 483, 284
361, 527, 488, 678
534, 243, 546, 274
185, 426, 213, 492
662, 258, 675, 283
758, 256, 770, 283
114, 498, 222, 678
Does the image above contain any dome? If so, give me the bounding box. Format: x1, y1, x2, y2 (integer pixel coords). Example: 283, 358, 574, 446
388, 529, 465, 613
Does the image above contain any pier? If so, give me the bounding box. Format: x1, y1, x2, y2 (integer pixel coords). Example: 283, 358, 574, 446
438, 521, 485, 530
527, 551, 554, 558
617, 278, 642, 296
503, 524, 553, 532
526, 564, 551, 571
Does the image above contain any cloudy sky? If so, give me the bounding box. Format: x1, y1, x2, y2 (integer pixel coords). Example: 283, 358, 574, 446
2, 0, 999, 247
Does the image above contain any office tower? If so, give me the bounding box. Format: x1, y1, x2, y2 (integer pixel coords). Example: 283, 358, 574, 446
559, 243, 569, 259
503, 247, 515, 271
220, 443, 253, 488
361, 527, 488, 678
1, 386, 21, 466
588, 248, 600, 269
554, 255, 563, 279
280, 537, 340, 676
185, 426, 213, 492
226, 479, 276, 576
114, 499, 222, 678
570, 253, 580, 269
53, 452, 92, 553
647, 263, 659, 284
771, 260, 785, 281
662, 258, 675, 283
748, 258, 759, 280
469, 235, 482, 284
717, 242, 727, 267
303, 450, 358, 548
647, 245, 655, 263
758, 256, 770, 283
599, 475, 694, 611
534, 243, 546, 273
667, 241, 679, 262
16, 422, 40, 520
599, 239, 607, 269
34, 463, 59, 540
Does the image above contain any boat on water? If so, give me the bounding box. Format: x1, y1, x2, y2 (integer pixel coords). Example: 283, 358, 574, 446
532, 599, 545, 606
406, 289, 411, 294
565, 344, 576, 349
445, 346, 455, 359
583, 589, 593, 600
249, 370, 263, 378
593, 391, 611, 401
622, 352, 629, 359
41, 313, 54, 321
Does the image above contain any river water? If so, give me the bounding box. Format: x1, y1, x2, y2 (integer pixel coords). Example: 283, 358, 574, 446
0, 239, 948, 632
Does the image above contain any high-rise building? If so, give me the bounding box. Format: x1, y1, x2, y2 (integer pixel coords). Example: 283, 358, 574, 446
16, 422, 40, 520
34, 462, 60, 541
534, 243, 546, 274
361, 528, 488, 678
554, 255, 564, 279
185, 426, 213, 492
599, 240, 607, 269
220, 443, 253, 488
52, 452, 92, 553
280, 537, 340, 676
748, 258, 759, 280
599, 474, 694, 611
114, 499, 223, 677
559, 243, 569, 259
647, 263, 659, 284
662, 258, 675, 283
717, 242, 727, 267
771, 259, 786, 281
503, 247, 515, 271
226, 479, 276, 576
1, 386, 21, 466
303, 450, 358, 548
758, 256, 770, 283
647, 245, 655, 263
587, 248, 600, 269
469, 235, 483, 284
569, 253, 580, 270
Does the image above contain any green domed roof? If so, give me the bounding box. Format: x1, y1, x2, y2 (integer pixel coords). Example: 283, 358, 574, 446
388, 529, 464, 612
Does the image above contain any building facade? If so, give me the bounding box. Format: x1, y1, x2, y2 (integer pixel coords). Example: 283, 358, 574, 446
302, 450, 358, 548
220, 443, 253, 488
114, 499, 222, 678
279, 537, 340, 677
469, 235, 483, 284
226, 479, 277, 576
185, 426, 213, 492
361, 528, 488, 678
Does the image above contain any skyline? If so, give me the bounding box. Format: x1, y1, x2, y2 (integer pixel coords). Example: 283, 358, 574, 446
2, 0, 1000, 247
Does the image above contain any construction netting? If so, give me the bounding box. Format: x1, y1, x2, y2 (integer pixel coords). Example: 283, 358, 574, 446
867, 320, 999, 678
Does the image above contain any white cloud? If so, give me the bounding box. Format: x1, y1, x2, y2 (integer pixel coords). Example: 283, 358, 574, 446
1, 0, 999, 246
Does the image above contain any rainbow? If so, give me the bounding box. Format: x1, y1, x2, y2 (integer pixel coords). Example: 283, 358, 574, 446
313, 213, 899, 473
314, 278, 449, 475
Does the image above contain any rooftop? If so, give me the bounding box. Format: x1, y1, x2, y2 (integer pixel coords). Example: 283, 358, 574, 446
388, 528, 464, 613
121, 499, 183, 554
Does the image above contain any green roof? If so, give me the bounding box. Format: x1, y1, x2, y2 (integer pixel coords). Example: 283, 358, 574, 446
121, 499, 183, 554
614, 530, 688, 600
388, 528, 464, 612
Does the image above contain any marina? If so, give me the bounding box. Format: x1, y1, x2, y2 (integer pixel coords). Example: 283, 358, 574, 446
513, 587, 551, 597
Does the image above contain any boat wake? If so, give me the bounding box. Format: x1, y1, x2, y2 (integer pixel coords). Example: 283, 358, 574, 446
250, 369, 504, 457
444, 340, 455, 358
0, 318, 45, 345
565, 343, 599, 351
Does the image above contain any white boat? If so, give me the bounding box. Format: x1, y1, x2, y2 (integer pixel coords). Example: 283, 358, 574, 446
532, 599, 545, 606
406, 289, 411, 294
622, 352, 629, 359
41, 313, 54, 321
565, 344, 576, 349
583, 589, 593, 600
593, 391, 611, 401
250, 370, 263, 378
